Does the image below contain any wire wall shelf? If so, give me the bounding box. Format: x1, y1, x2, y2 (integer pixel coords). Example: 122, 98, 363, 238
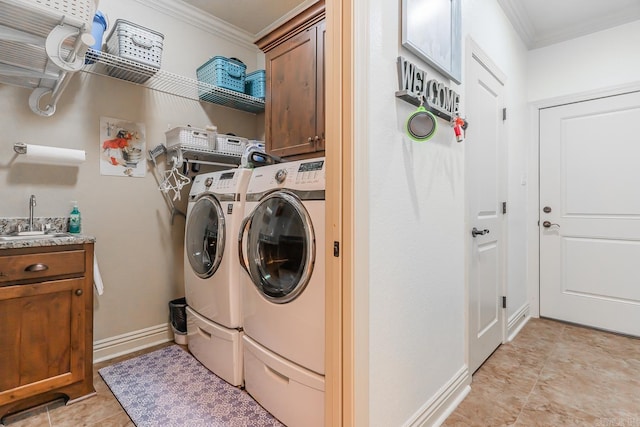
0, 0, 96, 116
82, 49, 265, 114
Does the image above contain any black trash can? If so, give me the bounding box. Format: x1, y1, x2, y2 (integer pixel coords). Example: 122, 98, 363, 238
169, 297, 187, 336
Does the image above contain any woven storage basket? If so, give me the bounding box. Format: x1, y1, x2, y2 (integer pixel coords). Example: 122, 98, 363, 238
244, 70, 266, 99
0, 0, 96, 34
216, 134, 248, 157
165, 126, 217, 153
197, 56, 247, 97
105, 19, 164, 83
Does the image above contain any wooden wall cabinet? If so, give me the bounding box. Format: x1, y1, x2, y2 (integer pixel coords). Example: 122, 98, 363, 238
257, 1, 325, 159
0, 243, 95, 419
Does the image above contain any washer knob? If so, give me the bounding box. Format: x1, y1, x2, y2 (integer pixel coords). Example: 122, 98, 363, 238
275, 169, 287, 184
204, 177, 213, 188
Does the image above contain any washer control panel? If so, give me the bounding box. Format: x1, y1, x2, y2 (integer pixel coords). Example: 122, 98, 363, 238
294, 159, 324, 184
271, 159, 324, 186
189, 169, 251, 198
248, 158, 325, 193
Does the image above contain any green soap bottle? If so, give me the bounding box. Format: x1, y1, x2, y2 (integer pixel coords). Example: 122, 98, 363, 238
69, 201, 81, 234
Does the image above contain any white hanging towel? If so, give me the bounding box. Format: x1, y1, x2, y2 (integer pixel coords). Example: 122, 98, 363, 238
93, 252, 104, 296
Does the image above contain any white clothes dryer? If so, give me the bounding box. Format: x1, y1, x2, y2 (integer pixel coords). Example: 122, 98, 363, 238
239, 158, 325, 427
184, 167, 251, 386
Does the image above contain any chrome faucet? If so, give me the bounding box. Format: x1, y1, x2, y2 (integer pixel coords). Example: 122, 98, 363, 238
28, 194, 36, 231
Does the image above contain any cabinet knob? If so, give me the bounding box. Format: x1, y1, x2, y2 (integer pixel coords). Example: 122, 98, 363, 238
75, 289, 83, 296
308, 137, 313, 143
314, 135, 320, 143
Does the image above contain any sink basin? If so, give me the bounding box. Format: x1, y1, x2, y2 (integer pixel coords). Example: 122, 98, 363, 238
0, 232, 72, 241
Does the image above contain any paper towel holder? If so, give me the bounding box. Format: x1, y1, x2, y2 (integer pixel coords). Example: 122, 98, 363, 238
12, 142, 86, 165
13, 142, 28, 155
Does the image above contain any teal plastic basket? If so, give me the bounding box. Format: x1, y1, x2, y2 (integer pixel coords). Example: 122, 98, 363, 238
244, 70, 266, 99
197, 56, 246, 96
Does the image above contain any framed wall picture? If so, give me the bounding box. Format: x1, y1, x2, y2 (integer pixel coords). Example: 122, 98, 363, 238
99, 117, 147, 177
402, 0, 462, 84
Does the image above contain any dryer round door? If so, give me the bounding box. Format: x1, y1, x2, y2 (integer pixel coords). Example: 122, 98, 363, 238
245, 191, 315, 303
185, 195, 225, 278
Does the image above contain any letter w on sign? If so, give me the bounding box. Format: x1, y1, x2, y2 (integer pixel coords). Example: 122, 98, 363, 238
398, 56, 425, 99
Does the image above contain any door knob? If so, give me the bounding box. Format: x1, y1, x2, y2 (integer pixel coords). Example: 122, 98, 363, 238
471, 227, 490, 237
542, 221, 560, 228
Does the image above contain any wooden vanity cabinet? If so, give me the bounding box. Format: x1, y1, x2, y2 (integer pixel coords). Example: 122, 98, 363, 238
257, 1, 325, 159
0, 243, 95, 419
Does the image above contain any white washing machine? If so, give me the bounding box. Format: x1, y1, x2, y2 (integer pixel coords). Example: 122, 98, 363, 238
184, 167, 251, 386
238, 157, 325, 427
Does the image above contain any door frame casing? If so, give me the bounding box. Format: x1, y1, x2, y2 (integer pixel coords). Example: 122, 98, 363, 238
325, 0, 360, 425
464, 37, 509, 371
527, 82, 640, 318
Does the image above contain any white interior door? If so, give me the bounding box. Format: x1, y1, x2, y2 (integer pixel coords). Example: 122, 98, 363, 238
540, 90, 640, 336
467, 50, 507, 374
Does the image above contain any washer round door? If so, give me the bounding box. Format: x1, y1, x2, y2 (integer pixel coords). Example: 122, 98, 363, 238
245, 191, 315, 303
185, 195, 225, 279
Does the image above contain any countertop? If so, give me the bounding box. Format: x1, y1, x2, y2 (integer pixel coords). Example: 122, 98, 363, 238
0, 234, 96, 250
0, 217, 95, 250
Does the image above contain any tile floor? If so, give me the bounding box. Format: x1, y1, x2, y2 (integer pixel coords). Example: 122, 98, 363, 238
444, 318, 640, 427
3, 318, 639, 426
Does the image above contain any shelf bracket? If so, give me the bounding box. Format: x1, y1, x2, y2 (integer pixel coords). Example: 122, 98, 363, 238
28, 70, 73, 117
45, 25, 93, 72
27, 28, 94, 116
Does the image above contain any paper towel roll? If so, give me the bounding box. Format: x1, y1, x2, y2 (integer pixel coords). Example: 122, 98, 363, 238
14, 143, 86, 165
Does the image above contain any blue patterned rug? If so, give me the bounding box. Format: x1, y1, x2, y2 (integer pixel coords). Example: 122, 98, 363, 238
99, 345, 284, 427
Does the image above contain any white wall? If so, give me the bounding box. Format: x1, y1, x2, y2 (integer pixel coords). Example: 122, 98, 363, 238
528, 20, 640, 102
362, 0, 465, 423
358, 0, 529, 425
0, 0, 262, 349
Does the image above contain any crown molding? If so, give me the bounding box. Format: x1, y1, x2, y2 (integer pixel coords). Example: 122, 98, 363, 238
499, 0, 640, 50
531, 9, 640, 49
132, 0, 257, 51
254, 0, 320, 41
497, 0, 535, 49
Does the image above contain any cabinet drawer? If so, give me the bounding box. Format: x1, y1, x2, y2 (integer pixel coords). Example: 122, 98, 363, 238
0, 251, 85, 283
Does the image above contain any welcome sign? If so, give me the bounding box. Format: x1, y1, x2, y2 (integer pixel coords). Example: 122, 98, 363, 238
395, 56, 460, 122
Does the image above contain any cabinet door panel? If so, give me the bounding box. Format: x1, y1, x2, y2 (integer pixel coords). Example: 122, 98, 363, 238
0, 301, 21, 391
0, 278, 84, 405
267, 28, 318, 157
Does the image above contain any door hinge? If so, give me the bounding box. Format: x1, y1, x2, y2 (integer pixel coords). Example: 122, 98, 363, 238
333, 241, 340, 257
502, 202, 507, 214
502, 296, 507, 309
502, 108, 507, 121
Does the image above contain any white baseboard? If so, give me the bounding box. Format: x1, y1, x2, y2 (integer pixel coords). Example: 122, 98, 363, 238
507, 303, 530, 342
93, 323, 173, 363
404, 366, 471, 427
